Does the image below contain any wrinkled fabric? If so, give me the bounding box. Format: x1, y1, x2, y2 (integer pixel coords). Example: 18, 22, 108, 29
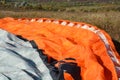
0, 29, 53, 80
0, 17, 120, 80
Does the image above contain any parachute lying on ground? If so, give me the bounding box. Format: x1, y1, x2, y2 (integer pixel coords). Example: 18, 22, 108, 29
0, 17, 120, 80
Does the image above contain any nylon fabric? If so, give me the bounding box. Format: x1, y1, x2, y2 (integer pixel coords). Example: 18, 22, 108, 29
0, 29, 53, 80
0, 17, 120, 80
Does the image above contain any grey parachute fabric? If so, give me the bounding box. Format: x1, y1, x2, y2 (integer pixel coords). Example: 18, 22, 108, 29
0, 29, 53, 80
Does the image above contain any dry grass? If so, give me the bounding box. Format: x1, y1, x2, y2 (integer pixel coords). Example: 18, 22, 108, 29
0, 10, 120, 42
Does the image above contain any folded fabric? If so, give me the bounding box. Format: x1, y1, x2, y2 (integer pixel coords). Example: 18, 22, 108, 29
0, 29, 53, 80
0, 17, 120, 80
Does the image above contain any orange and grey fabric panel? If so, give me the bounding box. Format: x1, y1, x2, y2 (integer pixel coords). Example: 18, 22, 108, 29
0, 17, 120, 80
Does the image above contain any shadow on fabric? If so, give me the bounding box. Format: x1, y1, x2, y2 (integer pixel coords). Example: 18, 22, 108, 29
112, 39, 120, 55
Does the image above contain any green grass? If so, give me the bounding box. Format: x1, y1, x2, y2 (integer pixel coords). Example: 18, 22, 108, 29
1, 1, 120, 11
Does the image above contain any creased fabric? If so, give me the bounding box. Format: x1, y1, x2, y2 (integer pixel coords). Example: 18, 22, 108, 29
0, 29, 53, 80
0, 17, 120, 80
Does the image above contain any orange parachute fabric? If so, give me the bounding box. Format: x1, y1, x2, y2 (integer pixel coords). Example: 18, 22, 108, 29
0, 17, 120, 80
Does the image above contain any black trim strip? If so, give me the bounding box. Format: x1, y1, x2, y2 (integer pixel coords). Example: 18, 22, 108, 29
60, 62, 81, 80
2, 73, 12, 80
16, 35, 28, 41
29, 40, 38, 49
65, 57, 76, 61
22, 69, 41, 80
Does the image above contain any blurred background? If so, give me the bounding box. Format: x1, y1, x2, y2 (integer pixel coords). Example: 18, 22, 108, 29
0, 0, 120, 42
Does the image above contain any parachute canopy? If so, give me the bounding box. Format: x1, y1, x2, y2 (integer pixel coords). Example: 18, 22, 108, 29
0, 17, 120, 80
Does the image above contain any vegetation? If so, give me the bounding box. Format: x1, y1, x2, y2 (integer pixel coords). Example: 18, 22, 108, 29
0, 0, 120, 42
0, 0, 120, 11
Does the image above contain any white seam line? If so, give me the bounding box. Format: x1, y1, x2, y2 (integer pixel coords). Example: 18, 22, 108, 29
67, 22, 74, 27
36, 19, 43, 23
30, 19, 36, 22
61, 21, 67, 26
